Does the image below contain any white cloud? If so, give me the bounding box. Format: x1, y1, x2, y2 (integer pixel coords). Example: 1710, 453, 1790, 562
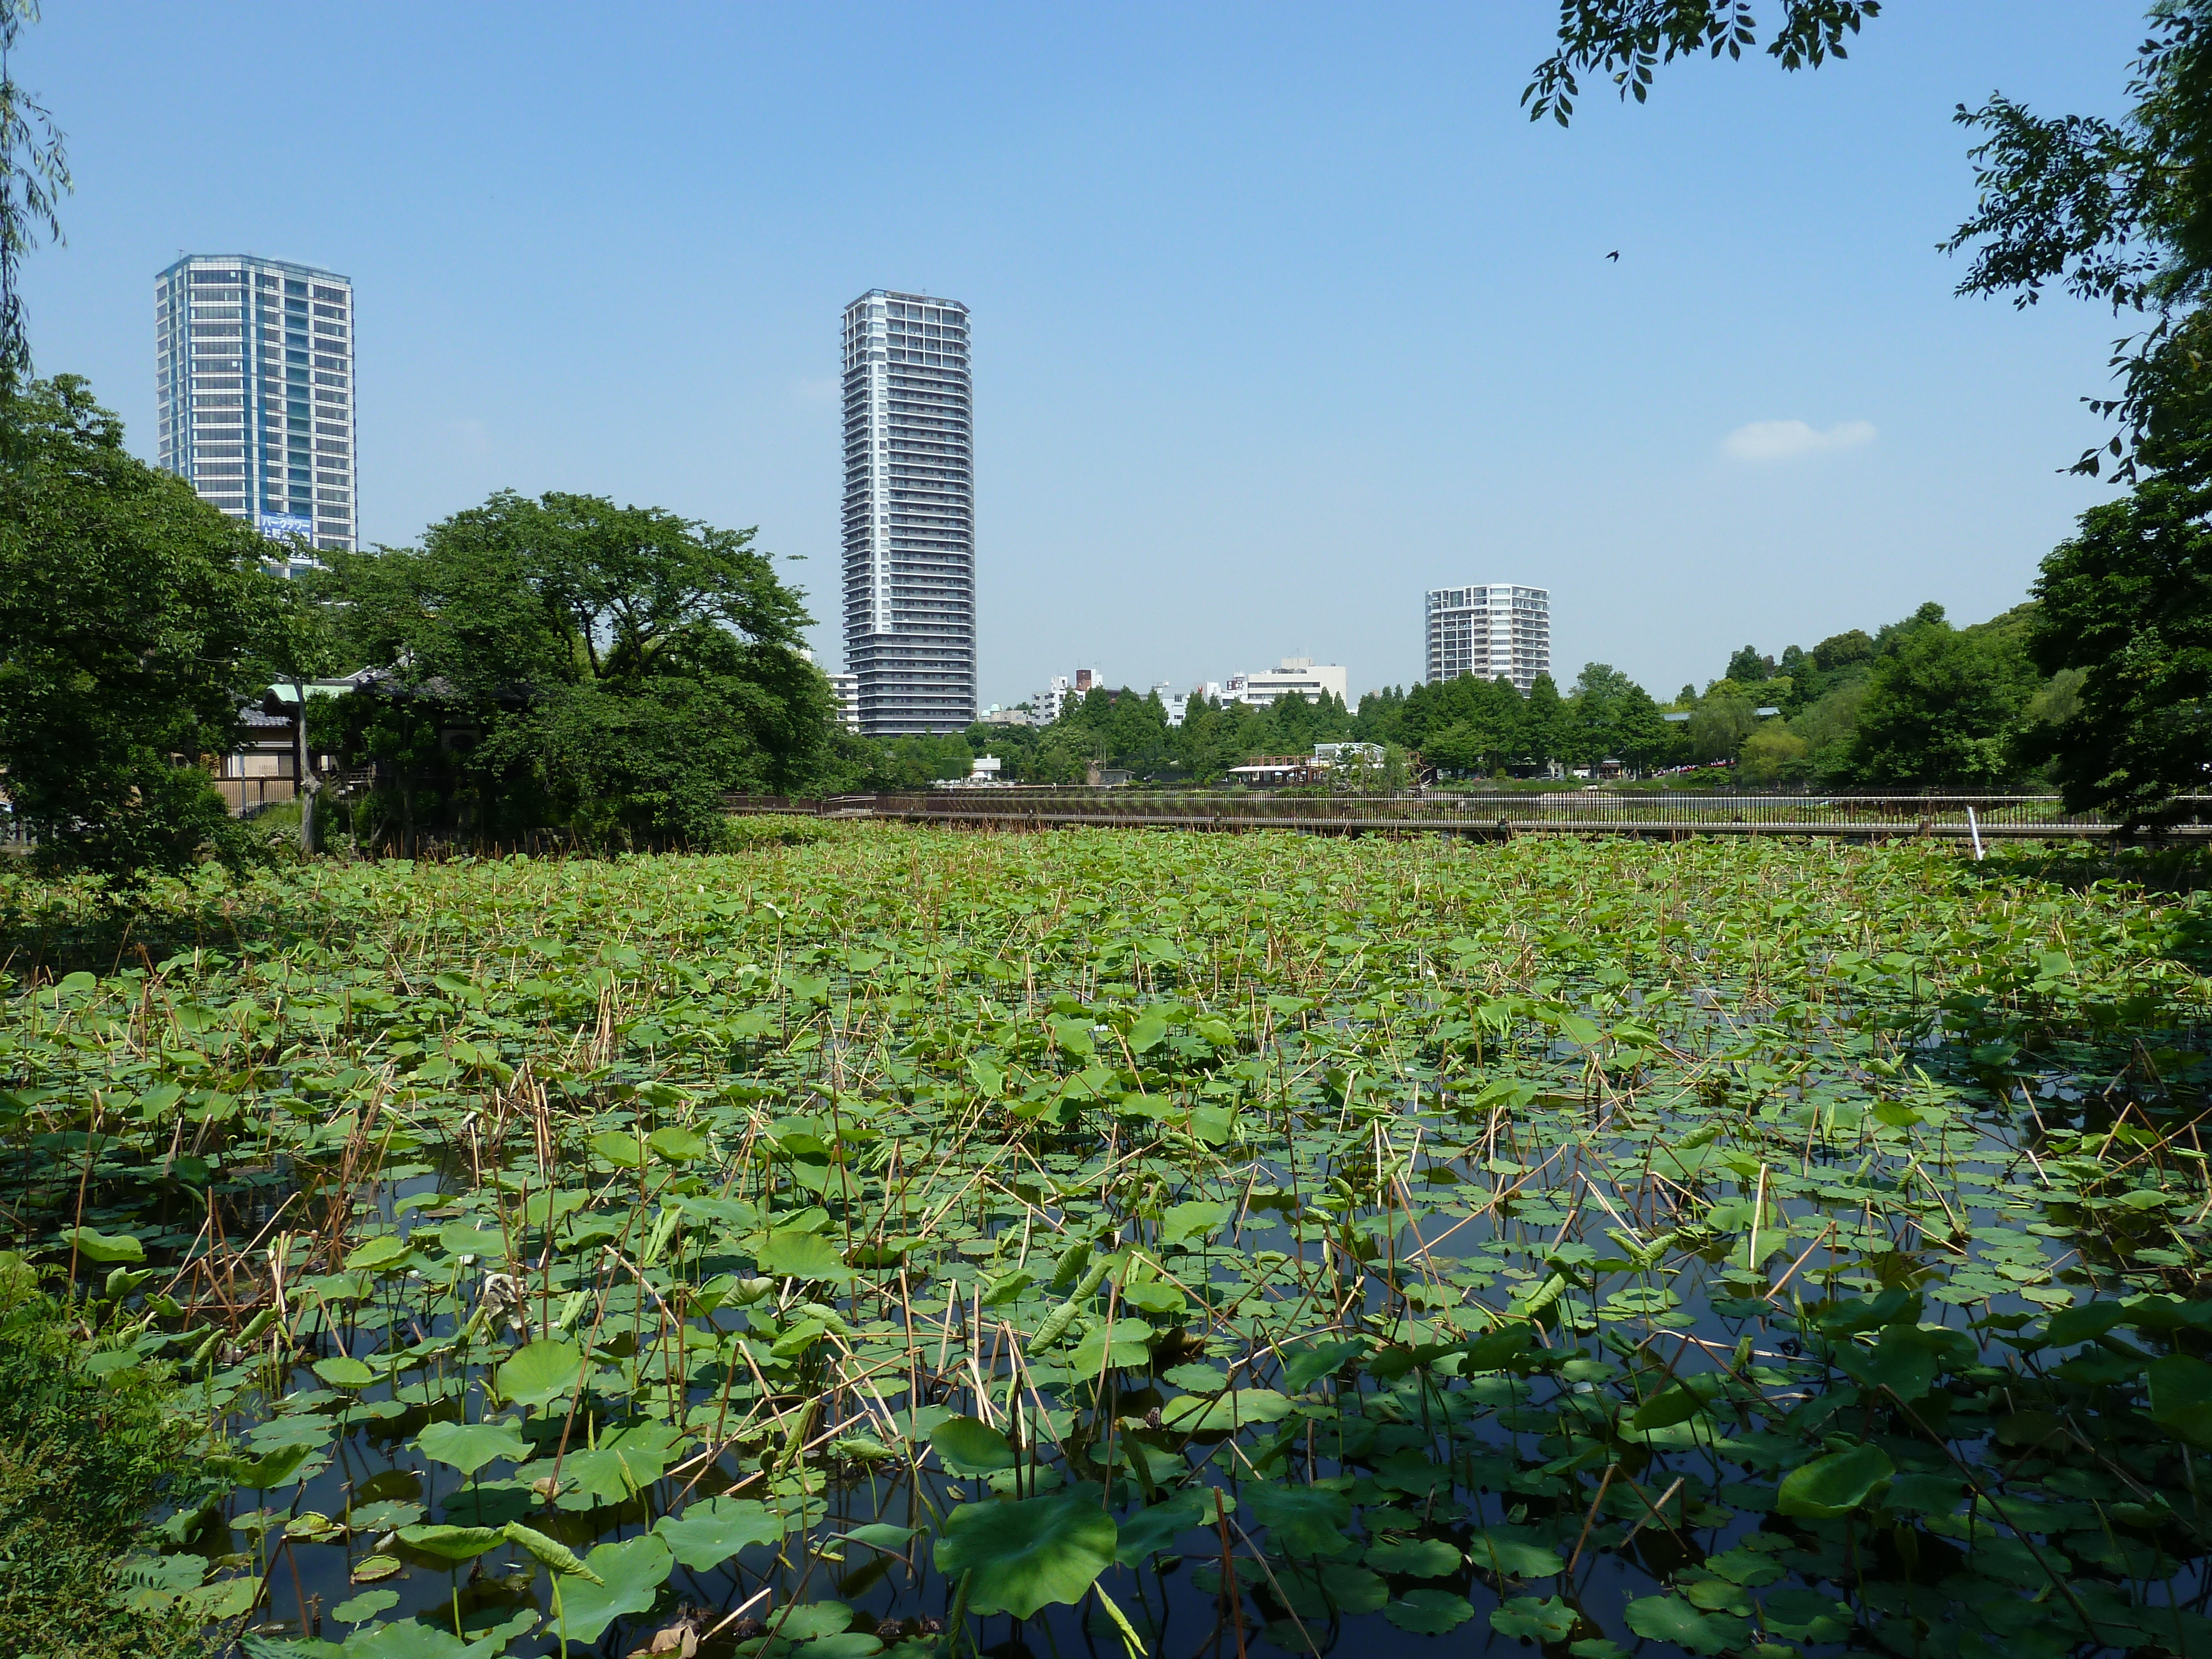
1721, 418, 1876, 462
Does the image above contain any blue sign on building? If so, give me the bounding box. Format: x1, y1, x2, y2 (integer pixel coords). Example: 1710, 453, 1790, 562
259, 512, 314, 541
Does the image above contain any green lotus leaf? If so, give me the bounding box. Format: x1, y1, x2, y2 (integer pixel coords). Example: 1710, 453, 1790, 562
651, 1495, 787, 1571
336, 1615, 524, 1658
758, 1228, 854, 1283
312, 1356, 377, 1391
502, 1520, 599, 1581
1629, 1383, 1709, 1430
1491, 1596, 1578, 1643
1280, 1339, 1366, 1392
1158, 1389, 1291, 1433
934, 1490, 1118, 1619
795, 1635, 883, 1659
397, 1523, 504, 1562
551, 1533, 672, 1647
587, 1130, 645, 1169
1465, 1528, 1563, 1580
1623, 1595, 1745, 1656
1383, 1589, 1475, 1634
344, 1235, 410, 1272
1115, 1490, 1211, 1565
1159, 1201, 1230, 1247
931, 1415, 1017, 1474
842, 1522, 917, 1552
2148, 1355, 2212, 1447
230, 1443, 315, 1490
646, 1124, 708, 1163
1776, 1442, 1894, 1520
416, 1418, 528, 1478
1128, 1012, 1171, 1052
768, 1603, 853, 1640
62, 1227, 145, 1264
495, 1338, 582, 1410
1365, 1537, 1461, 1578
331, 1588, 400, 1625
1247, 1483, 1353, 1558
436, 1222, 508, 1260
1761, 1587, 1854, 1642
1069, 1317, 1152, 1376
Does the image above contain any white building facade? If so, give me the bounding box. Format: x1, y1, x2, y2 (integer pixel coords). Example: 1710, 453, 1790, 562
1227, 657, 1349, 708
841, 289, 975, 735
1425, 585, 1550, 692
156, 255, 355, 560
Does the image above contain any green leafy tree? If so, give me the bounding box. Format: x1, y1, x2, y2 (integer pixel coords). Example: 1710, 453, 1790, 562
0, 377, 278, 875
1687, 696, 1755, 765
322, 491, 830, 846
1842, 616, 2037, 787
1522, 674, 1568, 771
0, 1, 69, 410
1524, 2, 1880, 126
1724, 645, 1775, 684
2024, 461, 2212, 823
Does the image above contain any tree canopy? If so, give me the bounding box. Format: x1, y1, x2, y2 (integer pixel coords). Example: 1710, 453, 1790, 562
0, 377, 279, 874
1524, 1, 1880, 126
315, 491, 834, 849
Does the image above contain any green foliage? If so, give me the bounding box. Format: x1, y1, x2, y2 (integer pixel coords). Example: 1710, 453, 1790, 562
2, 831, 2209, 1655
0, 1260, 207, 1659
1524, 1, 1880, 126
934, 1490, 1118, 1619
2026, 463, 2212, 825
1844, 610, 2037, 787
315, 489, 833, 848
0, 377, 279, 876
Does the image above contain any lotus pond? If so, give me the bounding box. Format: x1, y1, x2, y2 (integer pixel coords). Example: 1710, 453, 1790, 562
3, 828, 2211, 1659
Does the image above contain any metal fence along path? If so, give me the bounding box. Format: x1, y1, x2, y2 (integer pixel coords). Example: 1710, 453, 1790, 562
723, 790, 2212, 843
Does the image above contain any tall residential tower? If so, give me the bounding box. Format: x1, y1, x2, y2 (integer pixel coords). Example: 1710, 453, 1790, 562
840, 289, 974, 735
1425, 584, 1551, 692
156, 255, 356, 559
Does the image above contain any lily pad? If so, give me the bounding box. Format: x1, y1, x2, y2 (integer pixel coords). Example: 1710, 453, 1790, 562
62, 1227, 144, 1264
495, 1338, 582, 1411
1384, 1589, 1475, 1634
1492, 1595, 1578, 1643
416, 1418, 528, 1479
758, 1228, 854, 1284
552, 1532, 674, 1647
1776, 1442, 1894, 1520
1366, 1537, 1461, 1578
934, 1489, 1118, 1619
654, 1496, 788, 1570
930, 1415, 1016, 1474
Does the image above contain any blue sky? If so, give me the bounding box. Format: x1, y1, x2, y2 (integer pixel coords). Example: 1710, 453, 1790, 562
24, 3, 2147, 703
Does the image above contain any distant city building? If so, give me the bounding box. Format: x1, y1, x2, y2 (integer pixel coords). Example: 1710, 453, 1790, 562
1039, 670, 1105, 724
978, 705, 1032, 727
156, 255, 355, 564
827, 672, 860, 733
1425, 585, 1550, 692
1226, 657, 1349, 708
841, 289, 975, 735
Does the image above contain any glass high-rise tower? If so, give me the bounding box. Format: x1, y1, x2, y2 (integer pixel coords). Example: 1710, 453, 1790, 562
155, 255, 355, 561
840, 289, 974, 735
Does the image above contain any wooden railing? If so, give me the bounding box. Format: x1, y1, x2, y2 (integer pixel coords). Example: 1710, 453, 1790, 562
723, 789, 2212, 842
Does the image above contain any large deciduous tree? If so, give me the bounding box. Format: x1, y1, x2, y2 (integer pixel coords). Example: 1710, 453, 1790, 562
2025, 458, 2212, 823
0, 377, 279, 874
1843, 612, 2037, 789
322, 490, 834, 847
